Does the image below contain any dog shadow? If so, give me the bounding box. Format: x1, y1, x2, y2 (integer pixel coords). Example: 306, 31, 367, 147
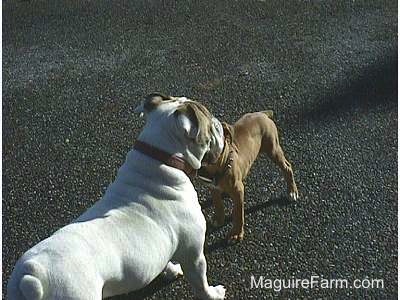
206, 193, 291, 236
205, 194, 291, 253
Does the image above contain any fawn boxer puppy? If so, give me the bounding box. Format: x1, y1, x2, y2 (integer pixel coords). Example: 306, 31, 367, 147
198, 111, 298, 242
7, 93, 226, 300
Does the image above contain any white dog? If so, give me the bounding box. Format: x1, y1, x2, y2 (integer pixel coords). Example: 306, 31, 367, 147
7, 93, 226, 300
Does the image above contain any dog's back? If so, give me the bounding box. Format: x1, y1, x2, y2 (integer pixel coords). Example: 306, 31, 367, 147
232, 111, 278, 155
7, 149, 197, 300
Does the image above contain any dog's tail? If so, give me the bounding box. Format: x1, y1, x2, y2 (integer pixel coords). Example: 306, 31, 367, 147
8, 260, 48, 300
262, 110, 274, 119
19, 275, 44, 300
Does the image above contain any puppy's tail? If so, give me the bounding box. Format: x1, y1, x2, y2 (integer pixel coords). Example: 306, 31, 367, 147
262, 110, 274, 119
8, 260, 48, 300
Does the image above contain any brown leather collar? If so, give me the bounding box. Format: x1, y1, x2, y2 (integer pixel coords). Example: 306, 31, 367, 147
198, 139, 234, 185
133, 140, 197, 178
197, 126, 235, 185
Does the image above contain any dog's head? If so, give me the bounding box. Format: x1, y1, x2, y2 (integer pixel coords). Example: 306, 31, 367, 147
134, 93, 224, 170
202, 117, 224, 165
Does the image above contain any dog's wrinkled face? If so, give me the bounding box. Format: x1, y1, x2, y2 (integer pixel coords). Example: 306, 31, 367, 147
135, 93, 224, 170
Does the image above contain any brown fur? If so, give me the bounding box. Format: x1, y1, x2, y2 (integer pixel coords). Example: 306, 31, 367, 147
175, 101, 212, 145
200, 111, 298, 242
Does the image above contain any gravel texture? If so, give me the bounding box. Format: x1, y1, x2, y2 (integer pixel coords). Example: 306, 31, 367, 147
3, 0, 397, 299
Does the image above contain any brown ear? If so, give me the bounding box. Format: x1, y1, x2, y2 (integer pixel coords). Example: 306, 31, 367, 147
221, 122, 234, 143
222, 122, 238, 152
143, 93, 172, 112
175, 102, 212, 145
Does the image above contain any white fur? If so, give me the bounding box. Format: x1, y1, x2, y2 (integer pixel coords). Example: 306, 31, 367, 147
290, 191, 298, 201
163, 262, 183, 281
7, 99, 225, 299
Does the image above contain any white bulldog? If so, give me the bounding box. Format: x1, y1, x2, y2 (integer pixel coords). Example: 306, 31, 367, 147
7, 93, 226, 300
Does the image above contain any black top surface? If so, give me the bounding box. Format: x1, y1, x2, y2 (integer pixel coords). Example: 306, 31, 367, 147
3, 1, 397, 299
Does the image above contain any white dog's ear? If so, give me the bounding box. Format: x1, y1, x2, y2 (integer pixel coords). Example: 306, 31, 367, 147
174, 103, 211, 144
175, 110, 199, 140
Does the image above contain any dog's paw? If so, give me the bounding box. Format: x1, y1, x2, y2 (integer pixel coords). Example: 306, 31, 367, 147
289, 191, 298, 201
163, 262, 183, 281
226, 229, 244, 244
206, 285, 226, 300
288, 187, 299, 201
211, 217, 224, 228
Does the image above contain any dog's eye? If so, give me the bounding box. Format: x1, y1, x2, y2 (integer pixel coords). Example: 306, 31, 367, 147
197, 139, 210, 147
204, 138, 212, 148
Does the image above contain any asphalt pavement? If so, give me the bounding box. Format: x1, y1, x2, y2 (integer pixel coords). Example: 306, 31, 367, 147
3, 0, 397, 299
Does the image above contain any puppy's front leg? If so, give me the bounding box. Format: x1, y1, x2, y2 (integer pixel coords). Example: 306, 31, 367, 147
182, 253, 225, 300
211, 189, 225, 227
227, 182, 245, 242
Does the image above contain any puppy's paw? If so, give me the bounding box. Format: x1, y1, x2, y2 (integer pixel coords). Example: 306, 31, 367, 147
211, 217, 224, 228
163, 262, 183, 281
289, 191, 299, 201
288, 185, 299, 201
206, 285, 226, 300
226, 229, 244, 244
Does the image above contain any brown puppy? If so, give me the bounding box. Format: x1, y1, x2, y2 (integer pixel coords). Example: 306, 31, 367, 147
198, 111, 298, 242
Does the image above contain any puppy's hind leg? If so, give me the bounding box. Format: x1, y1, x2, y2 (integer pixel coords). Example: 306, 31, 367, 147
266, 140, 298, 200
181, 253, 225, 300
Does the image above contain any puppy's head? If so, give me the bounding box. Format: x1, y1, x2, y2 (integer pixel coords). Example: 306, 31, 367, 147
135, 93, 224, 170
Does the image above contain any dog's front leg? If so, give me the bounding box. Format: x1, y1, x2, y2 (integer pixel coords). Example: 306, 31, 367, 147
211, 189, 225, 227
182, 252, 225, 300
227, 182, 245, 242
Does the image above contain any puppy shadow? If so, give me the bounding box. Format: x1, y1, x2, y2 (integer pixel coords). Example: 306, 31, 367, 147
200, 192, 230, 210
205, 194, 291, 253
246, 194, 291, 213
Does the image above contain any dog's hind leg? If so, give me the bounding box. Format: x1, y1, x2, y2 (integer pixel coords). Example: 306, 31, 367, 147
265, 139, 298, 200
163, 261, 183, 281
